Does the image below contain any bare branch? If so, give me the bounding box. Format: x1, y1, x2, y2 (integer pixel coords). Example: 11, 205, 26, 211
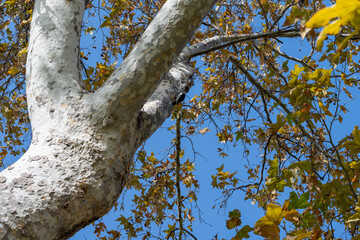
182, 28, 300, 59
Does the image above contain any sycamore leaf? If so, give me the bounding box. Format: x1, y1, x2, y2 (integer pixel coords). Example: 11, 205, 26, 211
254, 223, 280, 240
318, 100, 333, 117
288, 161, 312, 175
254, 204, 284, 239
226, 209, 242, 230
265, 204, 284, 225
284, 209, 300, 224
291, 229, 312, 240
343, 126, 360, 155
305, 0, 360, 50
7, 67, 20, 75
289, 191, 311, 210
283, 6, 310, 27
234, 225, 253, 239
316, 19, 342, 50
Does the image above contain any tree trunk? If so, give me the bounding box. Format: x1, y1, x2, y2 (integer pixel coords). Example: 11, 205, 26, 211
0, 0, 216, 239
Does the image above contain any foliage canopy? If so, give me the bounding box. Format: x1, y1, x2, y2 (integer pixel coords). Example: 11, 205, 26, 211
2, 0, 360, 239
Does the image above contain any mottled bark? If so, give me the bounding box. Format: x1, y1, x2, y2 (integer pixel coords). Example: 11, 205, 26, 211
0, 0, 216, 239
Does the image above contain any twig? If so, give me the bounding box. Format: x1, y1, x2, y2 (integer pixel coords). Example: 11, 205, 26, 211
175, 112, 183, 239
184, 28, 300, 59
271, 46, 315, 71
229, 56, 358, 202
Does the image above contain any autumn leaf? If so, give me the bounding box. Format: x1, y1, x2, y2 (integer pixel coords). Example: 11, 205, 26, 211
343, 126, 360, 155
284, 209, 300, 224
265, 204, 284, 225
305, 0, 360, 50
7, 67, 20, 75
283, 6, 310, 27
254, 204, 284, 240
226, 209, 242, 230
234, 225, 253, 239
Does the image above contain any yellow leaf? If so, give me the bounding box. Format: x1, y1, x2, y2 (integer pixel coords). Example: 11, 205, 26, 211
7, 67, 20, 75
18, 47, 28, 56
316, 19, 342, 49
305, 5, 340, 28
284, 209, 300, 224
306, 0, 360, 28
254, 204, 284, 240
305, 0, 360, 50
285, 229, 312, 240
265, 204, 284, 225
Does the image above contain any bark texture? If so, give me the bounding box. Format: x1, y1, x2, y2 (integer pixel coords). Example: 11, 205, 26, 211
0, 0, 216, 239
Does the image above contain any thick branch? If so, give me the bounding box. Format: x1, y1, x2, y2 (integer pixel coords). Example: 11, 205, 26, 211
26, 0, 85, 99
94, 0, 216, 121
26, 0, 86, 137
136, 62, 193, 146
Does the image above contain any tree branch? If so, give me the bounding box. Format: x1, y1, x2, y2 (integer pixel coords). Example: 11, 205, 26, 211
271, 46, 315, 71
175, 113, 183, 239
182, 28, 300, 59
26, 0, 86, 137
136, 28, 301, 144
135, 62, 194, 146
94, 0, 217, 121
26, 0, 85, 98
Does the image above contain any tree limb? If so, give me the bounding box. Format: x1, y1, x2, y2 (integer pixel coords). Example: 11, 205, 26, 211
182, 28, 300, 59
136, 62, 193, 146
94, 0, 217, 121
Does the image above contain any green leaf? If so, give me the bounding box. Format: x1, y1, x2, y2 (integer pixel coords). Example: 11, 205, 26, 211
289, 191, 310, 210
235, 131, 243, 141
235, 225, 253, 239
343, 126, 360, 155
229, 209, 241, 219
288, 161, 312, 175
226, 209, 242, 230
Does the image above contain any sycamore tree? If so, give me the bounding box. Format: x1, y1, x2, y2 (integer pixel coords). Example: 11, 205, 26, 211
2, 0, 360, 239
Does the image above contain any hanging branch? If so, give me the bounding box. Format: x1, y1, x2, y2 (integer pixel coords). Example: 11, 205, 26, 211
175, 110, 183, 239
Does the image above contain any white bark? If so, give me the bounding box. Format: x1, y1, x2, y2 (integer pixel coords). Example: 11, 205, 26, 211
0, 0, 216, 239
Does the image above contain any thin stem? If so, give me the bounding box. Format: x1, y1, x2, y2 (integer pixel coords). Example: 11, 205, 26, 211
175, 112, 183, 239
